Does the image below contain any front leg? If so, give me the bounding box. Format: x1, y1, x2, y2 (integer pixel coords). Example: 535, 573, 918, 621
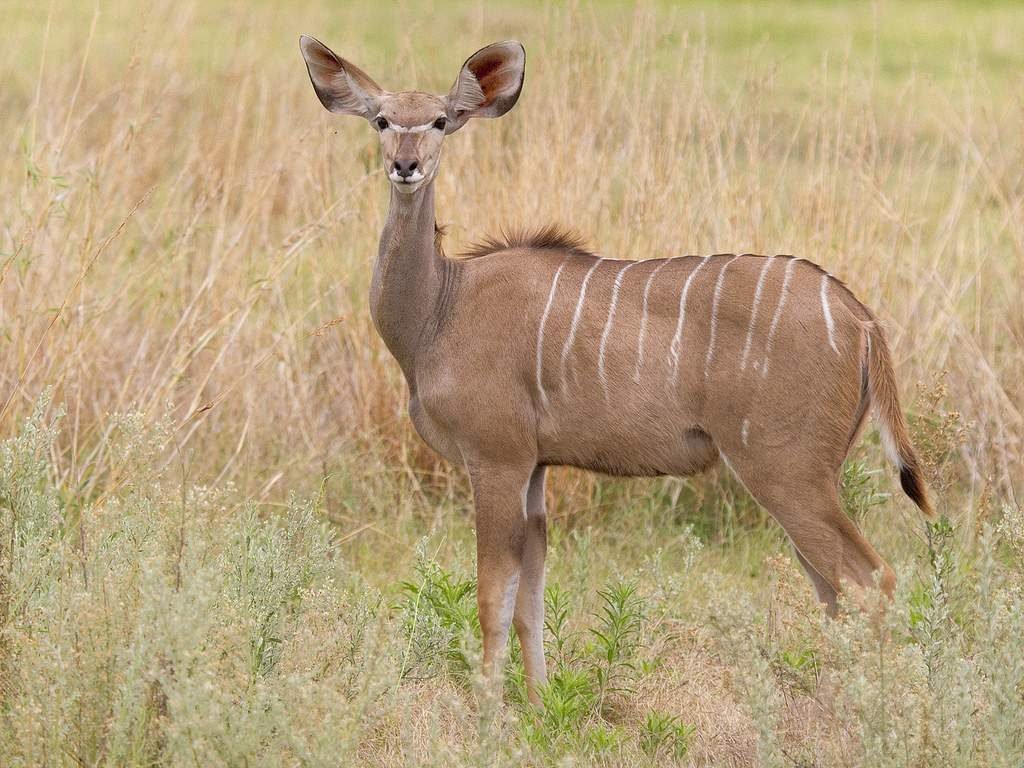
468, 459, 536, 694
514, 466, 548, 706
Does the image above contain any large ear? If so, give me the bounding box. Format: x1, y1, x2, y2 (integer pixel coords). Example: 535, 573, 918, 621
299, 35, 385, 119
446, 41, 525, 132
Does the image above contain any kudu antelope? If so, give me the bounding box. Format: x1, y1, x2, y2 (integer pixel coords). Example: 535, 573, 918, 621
300, 35, 933, 706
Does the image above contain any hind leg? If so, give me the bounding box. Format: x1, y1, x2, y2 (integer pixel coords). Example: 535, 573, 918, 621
723, 451, 895, 606
792, 546, 839, 614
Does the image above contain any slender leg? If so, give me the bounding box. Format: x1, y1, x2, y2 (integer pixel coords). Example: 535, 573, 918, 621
728, 455, 895, 605
792, 544, 839, 615
468, 460, 535, 691
790, 489, 895, 600
781, 490, 895, 602
513, 466, 548, 706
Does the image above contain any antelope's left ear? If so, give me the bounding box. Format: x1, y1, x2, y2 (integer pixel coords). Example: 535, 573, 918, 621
445, 41, 526, 132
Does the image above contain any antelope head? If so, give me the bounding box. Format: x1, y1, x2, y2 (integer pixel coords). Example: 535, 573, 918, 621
299, 36, 526, 194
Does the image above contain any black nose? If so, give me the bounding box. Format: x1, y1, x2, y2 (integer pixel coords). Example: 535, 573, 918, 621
392, 159, 418, 179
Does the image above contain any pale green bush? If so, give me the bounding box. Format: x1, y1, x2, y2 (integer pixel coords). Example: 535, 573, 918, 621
2, 403, 1022, 767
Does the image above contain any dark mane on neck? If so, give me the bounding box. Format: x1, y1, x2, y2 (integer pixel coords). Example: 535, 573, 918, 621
457, 224, 597, 260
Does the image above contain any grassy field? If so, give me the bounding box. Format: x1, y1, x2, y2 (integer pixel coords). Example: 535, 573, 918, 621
2, 1, 1023, 765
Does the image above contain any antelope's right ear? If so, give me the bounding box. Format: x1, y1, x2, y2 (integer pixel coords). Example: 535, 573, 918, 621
299, 35, 384, 119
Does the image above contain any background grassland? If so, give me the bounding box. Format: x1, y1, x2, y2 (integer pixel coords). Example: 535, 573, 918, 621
1, 1, 1023, 766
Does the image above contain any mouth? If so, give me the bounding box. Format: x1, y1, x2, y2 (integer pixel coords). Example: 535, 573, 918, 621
388, 169, 426, 191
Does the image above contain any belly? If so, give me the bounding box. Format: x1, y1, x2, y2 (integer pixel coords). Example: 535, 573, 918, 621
538, 404, 719, 477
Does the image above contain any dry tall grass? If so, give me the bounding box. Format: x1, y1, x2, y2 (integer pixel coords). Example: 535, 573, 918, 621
2, 1, 1021, 501
1, 1, 1023, 766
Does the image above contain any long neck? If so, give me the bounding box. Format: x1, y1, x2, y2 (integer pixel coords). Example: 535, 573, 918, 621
369, 181, 444, 380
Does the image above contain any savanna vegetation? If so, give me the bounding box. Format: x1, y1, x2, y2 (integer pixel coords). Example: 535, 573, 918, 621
1, 1, 1022, 765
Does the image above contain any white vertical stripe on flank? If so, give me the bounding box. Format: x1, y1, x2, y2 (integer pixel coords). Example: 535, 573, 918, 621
560, 258, 603, 387
820, 273, 840, 354
740, 255, 776, 371
669, 255, 712, 387
634, 258, 671, 383
741, 418, 750, 447
535, 260, 567, 407
704, 255, 742, 378
597, 260, 640, 401
761, 257, 799, 378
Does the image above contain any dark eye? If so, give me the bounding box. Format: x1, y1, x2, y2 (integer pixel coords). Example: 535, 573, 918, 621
433, 116, 447, 131
375, 116, 389, 131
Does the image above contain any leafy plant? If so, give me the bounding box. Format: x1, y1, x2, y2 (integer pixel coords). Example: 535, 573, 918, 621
590, 580, 644, 711
397, 550, 478, 680
639, 710, 694, 762
520, 577, 663, 760
841, 460, 889, 521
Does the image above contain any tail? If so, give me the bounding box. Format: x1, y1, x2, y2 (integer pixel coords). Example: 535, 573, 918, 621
865, 323, 935, 517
